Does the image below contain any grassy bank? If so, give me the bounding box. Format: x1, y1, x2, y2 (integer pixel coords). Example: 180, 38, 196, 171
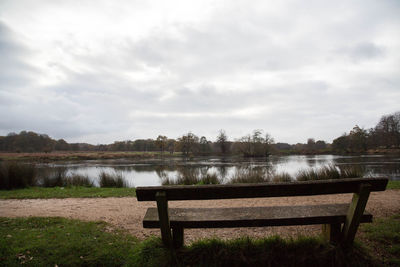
360, 214, 400, 266
0, 217, 138, 266
388, 180, 400, 189
0, 217, 385, 267
0, 180, 397, 200
0, 187, 136, 199
0, 151, 181, 162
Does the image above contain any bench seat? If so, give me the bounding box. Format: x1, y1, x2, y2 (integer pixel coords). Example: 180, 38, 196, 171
143, 203, 372, 229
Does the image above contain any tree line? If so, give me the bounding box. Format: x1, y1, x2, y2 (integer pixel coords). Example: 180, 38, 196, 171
0, 129, 274, 157
332, 111, 400, 153
0, 111, 399, 156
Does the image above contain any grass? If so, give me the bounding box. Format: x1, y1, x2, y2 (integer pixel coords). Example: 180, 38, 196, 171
0, 187, 136, 199
2, 215, 400, 266
0, 217, 379, 267
0, 217, 138, 266
361, 214, 400, 266
387, 180, 400, 189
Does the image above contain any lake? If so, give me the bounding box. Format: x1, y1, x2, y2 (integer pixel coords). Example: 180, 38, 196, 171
36, 154, 400, 187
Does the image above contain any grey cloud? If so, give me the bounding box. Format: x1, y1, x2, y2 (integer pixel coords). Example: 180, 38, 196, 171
336, 42, 385, 62
0, 21, 37, 88
1, 1, 399, 144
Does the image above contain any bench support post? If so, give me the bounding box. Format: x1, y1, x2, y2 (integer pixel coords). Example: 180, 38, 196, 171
322, 223, 341, 243
156, 191, 172, 247
172, 226, 184, 248
341, 183, 371, 246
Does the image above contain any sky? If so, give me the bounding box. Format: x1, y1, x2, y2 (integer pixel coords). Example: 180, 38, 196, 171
0, 0, 399, 145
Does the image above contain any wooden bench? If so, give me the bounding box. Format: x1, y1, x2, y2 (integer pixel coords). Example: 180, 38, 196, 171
136, 177, 388, 248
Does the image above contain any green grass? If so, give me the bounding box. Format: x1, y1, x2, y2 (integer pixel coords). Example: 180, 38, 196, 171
126, 236, 378, 267
361, 214, 400, 266
0, 186, 136, 199
0, 217, 138, 266
0, 217, 379, 267
387, 180, 400, 189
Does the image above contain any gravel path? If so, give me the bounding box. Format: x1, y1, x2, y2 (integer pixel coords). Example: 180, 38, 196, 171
1, 190, 399, 244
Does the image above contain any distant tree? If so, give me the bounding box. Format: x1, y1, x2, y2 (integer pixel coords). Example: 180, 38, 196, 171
199, 136, 212, 155
374, 112, 400, 148
55, 139, 69, 151
315, 140, 327, 150
155, 135, 168, 154
348, 125, 368, 152
306, 138, 316, 152
177, 132, 199, 157
166, 139, 176, 154
332, 134, 349, 153
216, 129, 230, 155
234, 130, 274, 157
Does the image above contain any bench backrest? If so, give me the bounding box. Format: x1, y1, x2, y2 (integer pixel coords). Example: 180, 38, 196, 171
136, 177, 388, 201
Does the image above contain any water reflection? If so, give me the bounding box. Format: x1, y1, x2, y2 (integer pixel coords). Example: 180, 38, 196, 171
36, 155, 400, 187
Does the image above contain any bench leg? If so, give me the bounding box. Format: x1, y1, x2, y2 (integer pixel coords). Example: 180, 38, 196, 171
342, 183, 371, 246
156, 192, 173, 247
172, 226, 184, 248
322, 223, 341, 244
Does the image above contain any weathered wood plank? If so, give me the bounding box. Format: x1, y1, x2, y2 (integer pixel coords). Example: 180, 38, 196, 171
143, 204, 372, 228
155, 192, 172, 247
136, 178, 388, 201
172, 227, 184, 248
322, 223, 342, 243
342, 184, 371, 245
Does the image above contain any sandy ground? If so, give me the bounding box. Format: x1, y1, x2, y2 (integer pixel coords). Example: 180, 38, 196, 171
1, 190, 399, 244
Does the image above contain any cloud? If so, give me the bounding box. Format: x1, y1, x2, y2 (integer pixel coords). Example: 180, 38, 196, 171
0, 0, 399, 144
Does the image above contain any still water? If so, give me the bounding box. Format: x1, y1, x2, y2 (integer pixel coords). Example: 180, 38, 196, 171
36, 155, 400, 187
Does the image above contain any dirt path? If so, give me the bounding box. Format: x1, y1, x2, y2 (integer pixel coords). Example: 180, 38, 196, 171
1, 190, 399, 244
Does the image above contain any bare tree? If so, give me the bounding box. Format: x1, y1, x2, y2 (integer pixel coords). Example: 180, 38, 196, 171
216, 129, 230, 155
177, 132, 199, 157
155, 135, 168, 154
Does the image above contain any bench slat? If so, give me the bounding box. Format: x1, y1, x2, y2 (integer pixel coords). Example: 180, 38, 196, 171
136, 178, 388, 201
143, 203, 372, 228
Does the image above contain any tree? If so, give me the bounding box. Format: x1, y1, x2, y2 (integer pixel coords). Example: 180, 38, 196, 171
234, 130, 274, 157
348, 125, 368, 152
216, 129, 230, 155
306, 138, 316, 152
155, 135, 168, 154
374, 112, 400, 148
166, 139, 176, 154
177, 132, 199, 157
199, 136, 212, 155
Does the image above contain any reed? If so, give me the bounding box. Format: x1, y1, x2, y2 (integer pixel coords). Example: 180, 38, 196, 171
40, 167, 68, 187
66, 173, 94, 187
0, 161, 36, 189
272, 172, 293, 182
230, 168, 269, 184
99, 171, 127, 188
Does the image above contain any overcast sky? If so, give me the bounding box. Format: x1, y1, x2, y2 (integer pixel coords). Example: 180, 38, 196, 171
0, 0, 399, 144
